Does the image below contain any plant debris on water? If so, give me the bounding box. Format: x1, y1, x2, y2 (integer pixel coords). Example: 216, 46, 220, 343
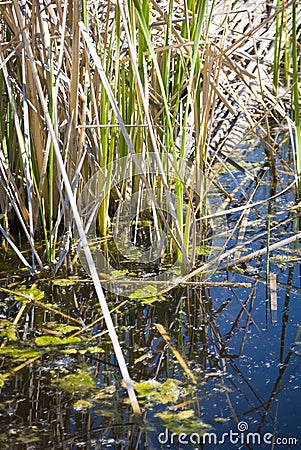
0, 0, 300, 447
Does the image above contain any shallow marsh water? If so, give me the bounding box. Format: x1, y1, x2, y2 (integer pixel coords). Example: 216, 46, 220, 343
0, 140, 300, 450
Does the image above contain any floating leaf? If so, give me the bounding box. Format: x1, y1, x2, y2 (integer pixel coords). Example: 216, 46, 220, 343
130, 285, 157, 298
139, 295, 165, 305
157, 409, 195, 421
35, 336, 63, 346
60, 348, 78, 355
96, 408, 117, 418
134, 379, 161, 396
159, 378, 183, 403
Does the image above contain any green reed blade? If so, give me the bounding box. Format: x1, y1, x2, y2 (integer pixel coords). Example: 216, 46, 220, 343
291, 1, 301, 195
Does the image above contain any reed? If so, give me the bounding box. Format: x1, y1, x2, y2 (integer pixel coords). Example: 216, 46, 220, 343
272, 0, 301, 194
0, 0, 294, 263
0, 0, 300, 412
291, 1, 301, 196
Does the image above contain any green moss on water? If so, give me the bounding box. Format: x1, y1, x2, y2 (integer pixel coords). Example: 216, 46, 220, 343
129, 285, 158, 298
110, 269, 129, 278
51, 367, 96, 394
14, 285, 45, 302
52, 278, 81, 286
129, 285, 165, 302
53, 325, 81, 334
94, 385, 116, 399
155, 409, 211, 434
0, 375, 5, 387
35, 336, 81, 346
73, 399, 94, 410
0, 320, 18, 341
134, 378, 188, 405
0, 347, 41, 359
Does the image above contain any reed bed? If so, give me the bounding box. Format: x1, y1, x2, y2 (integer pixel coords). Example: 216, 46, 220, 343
0, 0, 299, 264
0, 0, 300, 412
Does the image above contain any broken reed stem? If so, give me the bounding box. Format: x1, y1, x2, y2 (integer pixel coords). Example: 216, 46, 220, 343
155, 323, 197, 384
183, 232, 301, 282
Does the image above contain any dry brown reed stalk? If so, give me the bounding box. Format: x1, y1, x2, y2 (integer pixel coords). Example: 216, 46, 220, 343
0, 0, 298, 274
0, 1, 297, 285
0, 0, 295, 252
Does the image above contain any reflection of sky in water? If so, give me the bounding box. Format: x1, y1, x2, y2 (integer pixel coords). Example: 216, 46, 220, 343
148, 270, 301, 449
189, 157, 301, 445
189, 275, 300, 448
193, 148, 301, 448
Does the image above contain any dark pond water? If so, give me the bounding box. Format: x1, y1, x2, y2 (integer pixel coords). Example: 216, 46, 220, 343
0, 140, 300, 449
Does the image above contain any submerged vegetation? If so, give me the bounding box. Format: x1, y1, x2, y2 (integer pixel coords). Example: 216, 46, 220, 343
0, 0, 300, 428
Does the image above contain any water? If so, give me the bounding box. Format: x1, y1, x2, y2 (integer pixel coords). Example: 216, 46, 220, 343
1, 271, 300, 449
0, 141, 300, 449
